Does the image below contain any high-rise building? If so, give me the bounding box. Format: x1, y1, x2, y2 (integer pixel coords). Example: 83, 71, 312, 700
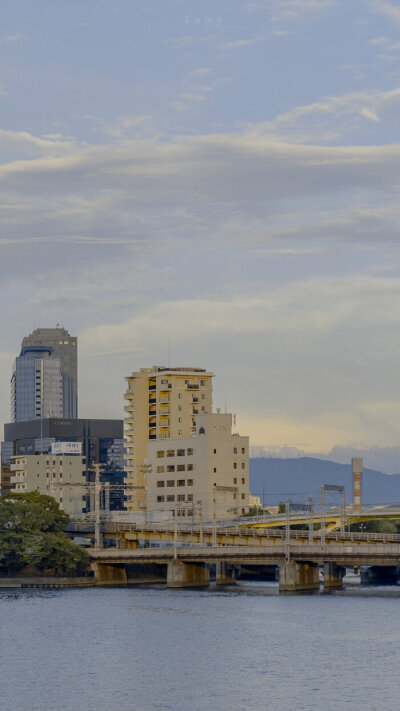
20, 327, 78, 418
11, 346, 63, 422
124, 366, 213, 509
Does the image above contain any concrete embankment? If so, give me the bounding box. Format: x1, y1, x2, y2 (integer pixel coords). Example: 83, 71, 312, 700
0, 576, 95, 589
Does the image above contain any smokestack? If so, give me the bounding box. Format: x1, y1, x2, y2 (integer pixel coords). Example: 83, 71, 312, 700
352, 458, 363, 511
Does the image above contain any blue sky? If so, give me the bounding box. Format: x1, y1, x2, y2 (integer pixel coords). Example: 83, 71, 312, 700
2, 0, 400, 471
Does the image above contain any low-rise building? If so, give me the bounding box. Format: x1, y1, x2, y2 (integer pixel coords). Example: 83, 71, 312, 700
146, 412, 249, 520
9, 453, 87, 517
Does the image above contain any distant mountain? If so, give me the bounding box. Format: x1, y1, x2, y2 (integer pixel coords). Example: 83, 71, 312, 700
249, 457, 400, 507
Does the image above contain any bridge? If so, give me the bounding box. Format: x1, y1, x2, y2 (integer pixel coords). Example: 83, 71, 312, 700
82, 520, 400, 591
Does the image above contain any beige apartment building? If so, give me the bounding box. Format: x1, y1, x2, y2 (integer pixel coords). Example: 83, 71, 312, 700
9, 453, 86, 517
146, 412, 249, 520
124, 366, 213, 509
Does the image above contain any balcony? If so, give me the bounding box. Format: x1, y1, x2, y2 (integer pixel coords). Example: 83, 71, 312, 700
149, 422, 157, 428
160, 409, 170, 416
149, 410, 156, 417
192, 397, 199, 403
192, 409, 198, 415
187, 384, 199, 390
159, 397, 170, 404
149, 385, 156, 391
160, 419, 170, 427
149, 398, 157, 404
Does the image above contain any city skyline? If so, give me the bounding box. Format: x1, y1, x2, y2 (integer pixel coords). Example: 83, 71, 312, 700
1, 2, 400, 470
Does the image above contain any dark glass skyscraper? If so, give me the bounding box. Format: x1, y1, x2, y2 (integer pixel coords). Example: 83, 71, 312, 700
20, 327, 78, 419
11, 346, 63, 422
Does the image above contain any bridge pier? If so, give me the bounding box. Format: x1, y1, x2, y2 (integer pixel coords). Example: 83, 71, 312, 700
216, 562, 237, 585
91, 562, 127, 586
167, 561, 210, 588
279, 561, 320, 592
324, 563, 345, 589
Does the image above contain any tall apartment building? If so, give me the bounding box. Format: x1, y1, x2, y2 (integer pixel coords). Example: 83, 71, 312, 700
124, 367, 213, 509
21, 327, 78, 418
146, 413, 249, 520
11, 346, 63, 422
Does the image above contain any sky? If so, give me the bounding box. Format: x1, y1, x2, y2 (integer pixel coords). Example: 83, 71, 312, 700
2, 0, 400, 472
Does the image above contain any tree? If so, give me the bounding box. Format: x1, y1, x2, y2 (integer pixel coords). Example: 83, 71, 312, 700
0, 492, 89, 575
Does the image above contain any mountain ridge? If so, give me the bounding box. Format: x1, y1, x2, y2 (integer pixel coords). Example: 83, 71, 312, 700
249, 457, 400, 506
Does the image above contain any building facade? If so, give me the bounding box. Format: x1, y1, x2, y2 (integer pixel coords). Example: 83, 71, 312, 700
124, 366, 213, 510
2, 418, 125, 510
146, 413, 249, 520
11, 346, 63, 422
9, 453, 86, 517
21, 327, 78, 418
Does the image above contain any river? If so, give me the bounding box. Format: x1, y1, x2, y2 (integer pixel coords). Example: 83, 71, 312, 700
1, 580, 399, 711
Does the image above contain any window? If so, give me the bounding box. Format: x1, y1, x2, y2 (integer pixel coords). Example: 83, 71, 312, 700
178, 430, 182, 435
157, 481, 165, 488
242, 478, 245, 484
178, 393, 182, 399
233, 462, 237, 469
167, 495, 175, 502
177, 449, 185, 456
178, 417, 182, 423
200, 380, 205, 386
187, 479, 193, 486
201, 394, 205, 399
234, 447, 237, 454
161, 378, 168, 384
177, 494, 185, 502
242, 463, 245, 469
233, 477, 237, 484
157, 466, 165, 473
157, 496, 165, 503
213, 449, 216, 454
213, 467, 216, 473
177, 480, 185, 487
187, 494, 193, 502
187, 464, 193, 472
156, 451, 165, 458
177, 464, 185, 472
187, 448, 193, 456
166, 450, 175, 457
167, 465, 175, 472
167, 480, 175, 487
242, 448, 245, 454
241, 493, 245, 500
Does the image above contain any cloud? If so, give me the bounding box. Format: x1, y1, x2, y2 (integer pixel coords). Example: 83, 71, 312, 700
246, 0, 337, 23
369, 0, 400, 25
244, 87, 400, 142
0, 34, 24, 44
219, 36, 265, 50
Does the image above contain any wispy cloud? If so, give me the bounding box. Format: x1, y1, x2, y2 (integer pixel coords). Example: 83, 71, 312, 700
219, 36, 265, 50
0, 33, 24, 44
369, 0, 400, 25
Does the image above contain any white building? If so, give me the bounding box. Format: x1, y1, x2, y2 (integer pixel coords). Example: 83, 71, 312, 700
145, 412, 249, 521
9, 453, 86, 517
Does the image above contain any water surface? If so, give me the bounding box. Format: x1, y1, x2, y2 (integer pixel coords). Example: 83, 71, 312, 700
1, 581, 399, 711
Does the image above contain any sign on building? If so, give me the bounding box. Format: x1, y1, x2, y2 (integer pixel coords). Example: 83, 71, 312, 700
51, 442, 82, 455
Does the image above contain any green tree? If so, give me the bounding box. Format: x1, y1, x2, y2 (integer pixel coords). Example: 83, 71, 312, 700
0, 492, 89, 575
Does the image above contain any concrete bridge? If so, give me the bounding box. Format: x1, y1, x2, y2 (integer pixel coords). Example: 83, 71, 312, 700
87, 523, 400, 592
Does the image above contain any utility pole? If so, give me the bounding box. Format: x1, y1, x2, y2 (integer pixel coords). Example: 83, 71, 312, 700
307, 495, 314, 544
198, 501, 203, 546
173, 503, 178, 559
94, 463, 102, 550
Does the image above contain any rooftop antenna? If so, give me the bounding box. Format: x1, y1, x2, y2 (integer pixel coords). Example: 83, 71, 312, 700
167, 340, 170, 368
233, 413, 236, 426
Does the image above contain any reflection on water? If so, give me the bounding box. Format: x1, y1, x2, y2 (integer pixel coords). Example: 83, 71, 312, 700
0, 580, 399, 711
